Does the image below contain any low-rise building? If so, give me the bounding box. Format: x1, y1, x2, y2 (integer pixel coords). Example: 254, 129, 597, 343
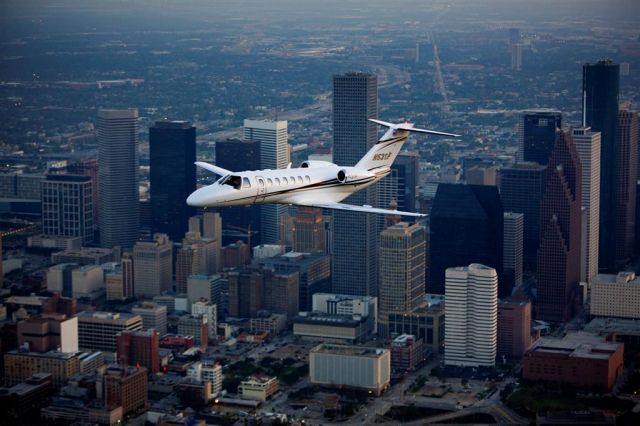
293, 312, 372, 343
51, 247, 116, 265
238, 375, 279, 401
523, 332, 624, 391
77, 311, 142, 353
497, 298, 534, 360
387, 301, 445, 355
309, 344, 390, 395
249, 313, 287, 336
98, 365, 148, 417
186, 362, 223, 397
591, 272, 640, 319
390, 334, 424, 372
3, 350, 80, 388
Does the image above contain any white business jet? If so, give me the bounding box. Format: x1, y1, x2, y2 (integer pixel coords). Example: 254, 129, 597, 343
187, 119, 459, 217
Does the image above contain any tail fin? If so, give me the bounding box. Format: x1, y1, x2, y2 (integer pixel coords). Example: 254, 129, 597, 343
355, 119, 460, 170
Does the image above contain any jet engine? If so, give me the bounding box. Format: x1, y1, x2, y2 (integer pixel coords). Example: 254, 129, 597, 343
337, 168, 374, 184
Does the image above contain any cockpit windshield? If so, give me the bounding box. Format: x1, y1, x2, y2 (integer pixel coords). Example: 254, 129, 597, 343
219, 175, 242, 190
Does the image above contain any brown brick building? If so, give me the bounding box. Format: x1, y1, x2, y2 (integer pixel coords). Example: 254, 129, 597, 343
536, 129, 582, 322
497, 299, 533, 360
116, 329, 160, 373
99, 365, 148, 417
227, 269, 263, 318
523, 332, 623, 391
614, 108, 638, 268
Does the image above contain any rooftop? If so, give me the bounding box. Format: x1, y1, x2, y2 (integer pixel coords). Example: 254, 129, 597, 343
529, 332, 622, 360
584, 317, 640, 336
311, 343, 389, 358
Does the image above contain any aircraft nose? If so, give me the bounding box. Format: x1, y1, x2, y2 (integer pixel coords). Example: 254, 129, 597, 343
186, 188, 207, 207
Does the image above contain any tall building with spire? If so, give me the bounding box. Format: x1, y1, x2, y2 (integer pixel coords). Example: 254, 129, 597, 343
97, 109, 140, 249
536, 129, 582, 322
331, 72, 379, 297
583, 60, 619, 271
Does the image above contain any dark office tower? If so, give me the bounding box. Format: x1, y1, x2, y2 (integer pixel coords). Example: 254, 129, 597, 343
150, 120, 196, 241
536, 129, 582, 323
429, 184, 504, 296
498, 162, 547, 272
98, 109, 140, 249
583, 60, 619, 271
393, 152, 419, 212
614, 109, 638, 267
331, 72, 379, 297
215, 138, 262, 246
519, 109, 562, 165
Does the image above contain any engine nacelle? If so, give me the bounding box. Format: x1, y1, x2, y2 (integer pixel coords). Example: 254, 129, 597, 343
337, 168, 374, 184
300, 160, 335, 168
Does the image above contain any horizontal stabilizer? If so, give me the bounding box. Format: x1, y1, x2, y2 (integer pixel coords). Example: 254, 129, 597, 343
297, 201, 427, 217
195, 161, 231, 176
368, 118, 460, 137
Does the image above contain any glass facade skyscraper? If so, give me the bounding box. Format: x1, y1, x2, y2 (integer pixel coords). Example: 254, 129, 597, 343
149, 120, 196, 241
429, 184, 504, 296
519, 109, 562, 165
331, 72, 379, 297
97, 108, 140, 249
583, 60, 619, 271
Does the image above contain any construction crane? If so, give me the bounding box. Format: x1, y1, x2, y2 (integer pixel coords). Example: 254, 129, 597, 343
225, 224, 258, 248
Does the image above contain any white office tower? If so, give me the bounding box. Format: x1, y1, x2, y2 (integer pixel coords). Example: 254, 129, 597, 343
572, 127, 601, 283
187, 362, 223, 397
97, 109, 139, 249
243, 119, 289, 244
133, 233, 173, 297
445, 264, 497, 367
192, 300, 217, 340
503, 212, 524, 289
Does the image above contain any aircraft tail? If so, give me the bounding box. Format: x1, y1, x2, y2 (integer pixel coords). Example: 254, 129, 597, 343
355, 119, 459, 171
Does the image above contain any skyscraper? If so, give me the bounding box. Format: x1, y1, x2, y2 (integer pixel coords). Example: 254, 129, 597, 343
149, 120, 196, 241
572, 127, 601, 283
536, 129, 582, 323
215, 138, 262, 246
445, 264, 497, 367
133, 233, 173, 298
97, 109, 139, 249
378, 222, 426, 338
503, 212, 524, 290
614, 108, 638, 268
41, 174, 94, 244
393, 152, 419, 212
583, 60, 619, 271
243, 119, 289, 244
498, 162, 547, 272
429, 184, 504, 296
519, 109, 562, 165
331, 72, 379, 297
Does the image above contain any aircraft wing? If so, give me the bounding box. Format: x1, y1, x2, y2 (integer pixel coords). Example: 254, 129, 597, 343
297, 201, 427, 217
195, 161, 231, 176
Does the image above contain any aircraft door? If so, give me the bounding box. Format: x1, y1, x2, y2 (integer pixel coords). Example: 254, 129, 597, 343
256, 176, 266, 202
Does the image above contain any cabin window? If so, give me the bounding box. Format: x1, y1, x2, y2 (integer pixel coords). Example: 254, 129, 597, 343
266, 178, 273, 187
257, 178, 265, 187
297, 176, 303, 184
282, 177, 288, 185
305, 175, 311, 183
275, 178, 280, 186
242, 177, 251, 188
221, 175, 242, 190
290, 176, 296, 184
